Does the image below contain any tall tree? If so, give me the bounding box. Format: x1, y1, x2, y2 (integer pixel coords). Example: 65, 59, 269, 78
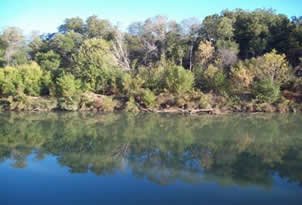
0, 27, 27, 65
73, 38, 119, 92
112, 27, 131, 70
288, 16, 302, 65
59, 17, 85, 34
180, 18, 201, 70
86, 15, 114, 40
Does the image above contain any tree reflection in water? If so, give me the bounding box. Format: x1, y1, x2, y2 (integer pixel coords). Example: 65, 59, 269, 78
0, 113, 301, 188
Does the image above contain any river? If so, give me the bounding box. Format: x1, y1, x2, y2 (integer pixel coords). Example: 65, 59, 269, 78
0, 113, 301, 204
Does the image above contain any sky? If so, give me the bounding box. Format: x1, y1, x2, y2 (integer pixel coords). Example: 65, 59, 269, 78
0, 0, 301, 35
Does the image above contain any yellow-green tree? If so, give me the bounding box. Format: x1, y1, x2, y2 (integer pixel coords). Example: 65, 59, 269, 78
73, 38, 120, 93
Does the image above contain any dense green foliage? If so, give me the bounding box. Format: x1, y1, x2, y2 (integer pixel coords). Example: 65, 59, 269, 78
162, 65, 194, 93
0, 9, 302, 112
56, 73, 81, 97
0, 62, 45, 96
252, 79, 280, 103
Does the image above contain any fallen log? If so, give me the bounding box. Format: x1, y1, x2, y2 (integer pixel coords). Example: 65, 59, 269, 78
140, 108, 215, 114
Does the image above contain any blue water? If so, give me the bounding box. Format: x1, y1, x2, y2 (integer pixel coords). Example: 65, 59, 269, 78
0, 113, 301, 205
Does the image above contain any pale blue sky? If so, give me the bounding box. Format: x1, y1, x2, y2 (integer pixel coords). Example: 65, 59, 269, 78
0, 0, 300, 34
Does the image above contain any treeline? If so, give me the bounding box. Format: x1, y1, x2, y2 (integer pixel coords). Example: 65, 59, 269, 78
0, 9, 302, 112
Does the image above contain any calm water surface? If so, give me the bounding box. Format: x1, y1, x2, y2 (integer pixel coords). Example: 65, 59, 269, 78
0, 113, 301, 205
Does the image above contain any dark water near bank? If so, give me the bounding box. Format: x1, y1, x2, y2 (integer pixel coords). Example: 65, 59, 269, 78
0, 113, 301, 205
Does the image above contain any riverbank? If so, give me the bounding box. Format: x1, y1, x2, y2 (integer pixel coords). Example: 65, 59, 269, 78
0, 91, 301, 114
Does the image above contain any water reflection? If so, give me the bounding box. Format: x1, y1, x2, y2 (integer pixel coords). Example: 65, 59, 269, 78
0, 113, 302, 188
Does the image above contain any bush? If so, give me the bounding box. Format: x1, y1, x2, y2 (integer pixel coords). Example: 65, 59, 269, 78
10, 50, 29, 66
35, 50, 61, 71
125, 97, 140, 112
159, 91, 211, 109
156, 92, 176, 108
56, 74, 81, 97
0, 94, 57, 111
137, 66, 164, 92
229, 61, 254, 93
276, 97, 292, 113
162, 65, 194, 94
122, 73, 144, 95
290, 78, 302, 96
40, 71, 53, 96
255, 102, 275, 112
78, 92, 117, 112
255, 50, 290, 84
195, 64, 226, 93
101, 96, 117, 112
0, 62, 47, 96
73, 38, 119, 93
195, 40, 214, 66
94, 67, 126, 95
18, 62, 43, 96
0, 70, 3, 86
57, 96, 79, 111
252, 79, 280, 103
199, 93, 212, 109
0, 66, 23, 96
138, 89, 157, 108
75, 66, 127, 95
7, 94, 29, 111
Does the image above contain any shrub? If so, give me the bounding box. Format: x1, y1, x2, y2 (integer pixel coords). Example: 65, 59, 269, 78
244, 50, 290, 86
175, 95, 188, 108
94, 67, 126, 95
73, 38, 119, 92
5, 95, 57, 111
7, 94, 28, 111
40, 71, 53, 96
0, 66, 23, 95
252, 79, 280, 103
195, 40, 214, 66
78, 92, 117, 112
18, 62, 43, 96
199, 93, 211, 109
0, 62, 47, 96
125, 97, 140, 112
122, 74, 144, 95
35, 50, 61, 71
74, 65, 127, 95
10, 50, 29, 66
195, 64, 226, 93
156, 92, 176, 108
162, 65, 194, 94
138, 89, 157, 108
229, 61, 254, 93
137, 66, 164, 92
56, 73, 81, 97
217, 48, 238, 68
255, 102, 275, 112
101, 96, 117, 112
57, 96, 79, 111
122, 73, 157, 107
255, 50, 290, 84
78, 92, 95, 111
276, 97, 292, 113
0, 69, 3, 85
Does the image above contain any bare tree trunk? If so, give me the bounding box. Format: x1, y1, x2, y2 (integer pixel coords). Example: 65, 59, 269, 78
5, 46, 14, 66
112, 30, 131, 70
189, 41, 193, 71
